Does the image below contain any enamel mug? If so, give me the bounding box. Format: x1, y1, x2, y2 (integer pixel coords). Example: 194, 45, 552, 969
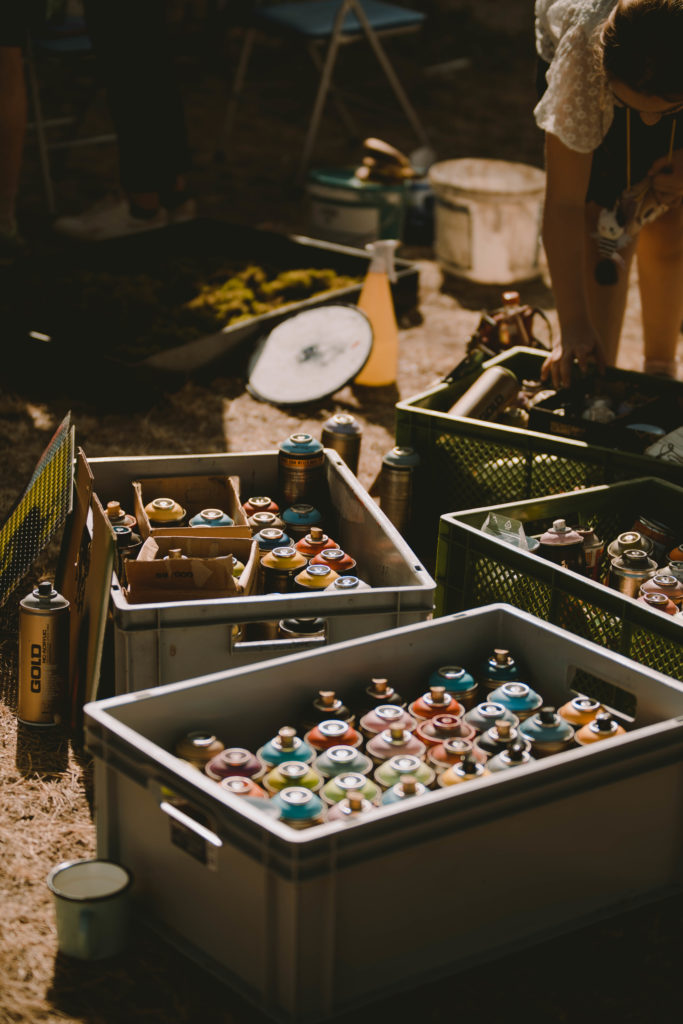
47, 859, 132, 960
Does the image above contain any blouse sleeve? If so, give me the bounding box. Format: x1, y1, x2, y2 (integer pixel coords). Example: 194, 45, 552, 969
534, 9, 613, 153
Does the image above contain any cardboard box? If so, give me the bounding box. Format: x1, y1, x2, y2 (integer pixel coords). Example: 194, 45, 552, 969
132, 474, 250, 540
124, 534, 257, 605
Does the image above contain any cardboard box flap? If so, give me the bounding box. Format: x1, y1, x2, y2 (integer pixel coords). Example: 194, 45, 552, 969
133, 475, 249, 539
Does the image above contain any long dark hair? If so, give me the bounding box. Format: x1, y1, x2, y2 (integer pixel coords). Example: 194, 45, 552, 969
600, 0, 683, 99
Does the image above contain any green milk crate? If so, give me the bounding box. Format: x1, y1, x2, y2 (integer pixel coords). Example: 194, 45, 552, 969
435, 477, 683, 681
395, 347, 683, 565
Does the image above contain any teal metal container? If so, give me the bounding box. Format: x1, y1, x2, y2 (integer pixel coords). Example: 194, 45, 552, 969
307, 167, 406, 247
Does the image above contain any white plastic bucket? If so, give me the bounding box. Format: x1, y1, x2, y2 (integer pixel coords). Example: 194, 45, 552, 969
428, 158, 546, 283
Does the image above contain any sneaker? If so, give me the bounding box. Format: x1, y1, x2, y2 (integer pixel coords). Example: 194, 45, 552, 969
53, 197, 169, 241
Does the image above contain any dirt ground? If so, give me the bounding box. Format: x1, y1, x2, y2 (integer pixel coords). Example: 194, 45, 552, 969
2, 4, 681, 1023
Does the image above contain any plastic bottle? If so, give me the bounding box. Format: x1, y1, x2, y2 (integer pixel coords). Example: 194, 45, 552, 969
353, 239, 400, 386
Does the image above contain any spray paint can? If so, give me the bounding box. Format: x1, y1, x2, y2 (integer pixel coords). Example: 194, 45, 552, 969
408, 685, 463, 721
640, 574, 683, 608
360, 677, 406, 717
205, 747, 262, 781
310, 548, 357, 575
257, 727, 314, 769
278, 433, 326, 508
637, 591, 678, 615
472, 719, 529, 759
359, 703, 417, 739
242, 496, 279, 518
295, 526, 336, 558
519, 707, 575, 757
263, 760, 324, 795
304, 719, 363, 752
666, 560, 683, 583
379, 446, 420, 536
415, 713, 475, 749
249, 510, 286, 533
260, 546, 308, 593
486, 741, 535, 773
321, 772, 381, 806
277, 617, 326, 640
321, 413, 363, 475
537, 519, 586, 573
105, 500, 137, 531
326, 575, 371, 594
304, 690, 355, 731
313, 745, 373, 780
144, 497, 187, 528
428, 665, 478, 710
606, 531, 654, 561
463, 701, 519, 734
271, 787, 327, 829
381, 776, 429, 805
487, 682, 543, 722
575, 712, 626, 745
174, 731, 224, 768
438, 754, 490, 787
479, 648, 519, 696
631, 515, 676, 566
374, 754, 436, 791
281, 504, 323, 541
112, 524, 142, 585
219, 776, 268, 799
327, 791, 376, 821
18, 581, 69, 727
609, 549, 658, 597
557, 696, 604, 729
294, 563, 339, 591
366, 725, 427, 764
578, 527, 605, 580
427, 737, 485, 774
189, 508, 234, 527
445, 366, 520, 422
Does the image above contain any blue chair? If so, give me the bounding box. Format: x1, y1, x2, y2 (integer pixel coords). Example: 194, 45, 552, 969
224, 0, 429, 180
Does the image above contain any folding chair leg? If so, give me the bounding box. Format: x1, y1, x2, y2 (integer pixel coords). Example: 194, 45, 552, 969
223, 27, 257, 152
24, 40, 56, 215
307, 40, 360, 140
352, 0, 430, 148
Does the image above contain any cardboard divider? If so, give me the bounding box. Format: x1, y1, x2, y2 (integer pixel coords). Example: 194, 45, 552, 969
124, 535, 257, 605
133, 475, 250, 540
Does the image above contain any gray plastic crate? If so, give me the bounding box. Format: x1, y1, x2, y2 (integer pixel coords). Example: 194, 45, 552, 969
87, 451, 434, 692
85, 605, 683, 1023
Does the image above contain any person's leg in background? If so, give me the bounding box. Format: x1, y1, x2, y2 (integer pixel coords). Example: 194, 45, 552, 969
54, 0, 194, 240
0, 1, 32, 259
637, 205, 683, 378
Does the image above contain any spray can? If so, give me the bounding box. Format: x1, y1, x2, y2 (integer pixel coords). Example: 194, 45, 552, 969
359, 677, 406, 717
281, 504, 323, 541
189, 508, 234, 527
415, 713, 475, 749
408, 686, 462, 721
112, 524, 142, 585
144, 497, 186, 528
472, 719, 530, 759
575, 712, 626, 745
359, 704, 417, 739
321, 413, 363, 475
609, 549, 658, 597
18, 581, 69, 727
438, 754, 490, 787
219, 776, 268, 799
295, 526, 336, 558
445, 366, 520, 422
463, 701, 519, 734
353, 239, 400, 387
479, 648, 519, 695
427, 737, 485, 774
105, 500, 137, 531
277, 617, 326, 640
242, 496, 279, 518
326, 575, 371, 594
631, 515, 676, 566
263, 760, 324, 795
578, 527, 605, 580
557, 696, 604, 729
366, 725, 427, 764
486, 741, 535, 773
174, 731, 224, 769
640, 574, 683, 607
519, 707, 575, 757
379, 446, 420, 536
637, 591, 678, 615
310, 548, 357, 575
374, 754, 436, 792
257, 727, 314, 769
278, 433, 325, 508
260, 546, 308, 593
666, 560, 683, 583
249, 510, 286, 533
205, 747, 262, 782
321, 771, 381, 806
428, 665, 478, 710
304, 719, 363, 753
327, 791, 376, 821
271, 787, 327, 829
304, 690, 355, 731
313, 745, 373, 780
294, 563, 339, 591
381, 776, 429, 805
606, 531, 654, 561
537, 520, 586, 573
487, 682, 543, 722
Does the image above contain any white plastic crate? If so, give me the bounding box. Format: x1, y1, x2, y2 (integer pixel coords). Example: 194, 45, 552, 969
85, 604, 683, 1023
87, 451, 435, 692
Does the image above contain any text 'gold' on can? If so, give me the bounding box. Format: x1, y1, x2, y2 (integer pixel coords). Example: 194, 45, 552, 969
18, 580, 69, 727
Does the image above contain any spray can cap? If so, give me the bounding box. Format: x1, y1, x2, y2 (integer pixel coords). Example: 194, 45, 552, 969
278, 727, 297, 750
592, 712, 618, 734
347, 791, 365, 812
366, 239, 399, 282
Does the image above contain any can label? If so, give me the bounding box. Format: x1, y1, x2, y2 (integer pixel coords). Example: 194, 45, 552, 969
18, 605, 69, 725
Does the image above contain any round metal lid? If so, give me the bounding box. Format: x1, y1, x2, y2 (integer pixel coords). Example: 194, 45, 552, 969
247, 305, 373, 404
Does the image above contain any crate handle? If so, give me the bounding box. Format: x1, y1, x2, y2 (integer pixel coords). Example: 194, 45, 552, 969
159, 800, 223, 849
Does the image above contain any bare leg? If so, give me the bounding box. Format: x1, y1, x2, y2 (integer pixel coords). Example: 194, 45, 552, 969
637, 204, 683, 376
583, 202, 637, 365
0, 46, 26, 236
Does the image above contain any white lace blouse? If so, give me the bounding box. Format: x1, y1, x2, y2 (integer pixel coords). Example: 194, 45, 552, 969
534, 0, 617, 152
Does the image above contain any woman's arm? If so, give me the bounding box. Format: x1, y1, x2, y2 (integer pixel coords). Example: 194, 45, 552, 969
541, 132, 605, 386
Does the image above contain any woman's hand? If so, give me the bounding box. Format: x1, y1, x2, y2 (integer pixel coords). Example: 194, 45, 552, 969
649, 150, 683, 207
541, 322, 605, 388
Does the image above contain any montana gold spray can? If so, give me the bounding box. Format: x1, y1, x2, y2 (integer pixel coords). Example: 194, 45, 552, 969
321, 414, 363, 475
379, 446, 420, 536
18, 580, 69, 726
